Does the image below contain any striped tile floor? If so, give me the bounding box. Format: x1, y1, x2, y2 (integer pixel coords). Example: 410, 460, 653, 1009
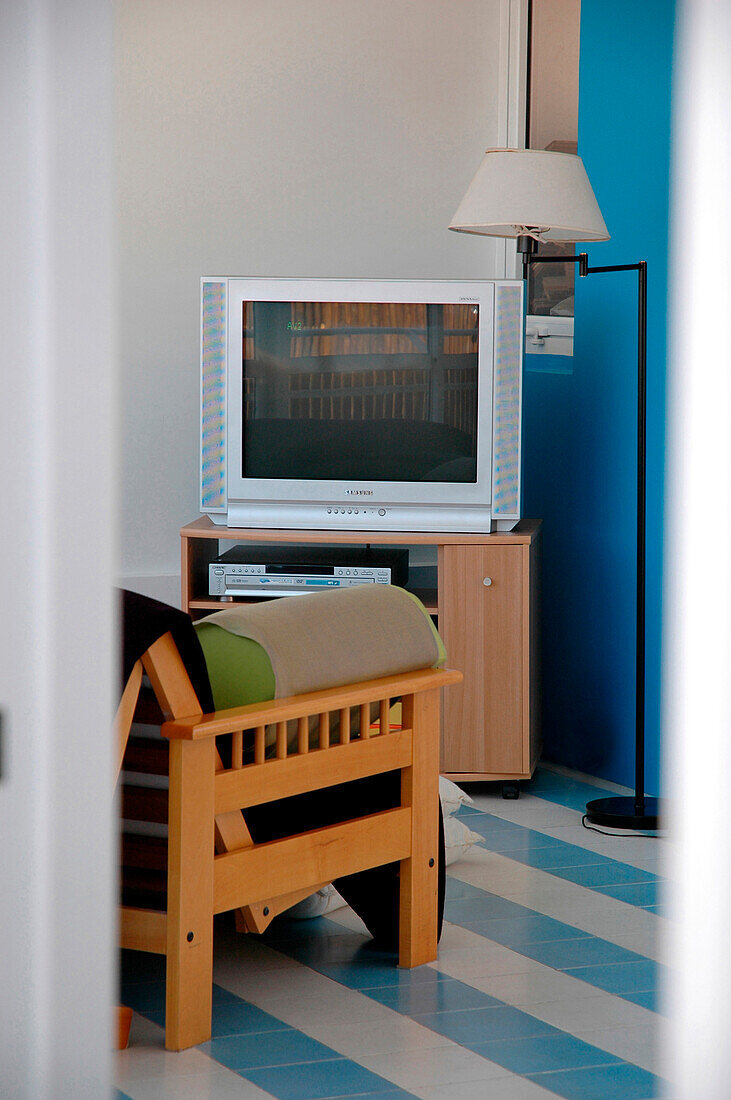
117, 766, 671, 1099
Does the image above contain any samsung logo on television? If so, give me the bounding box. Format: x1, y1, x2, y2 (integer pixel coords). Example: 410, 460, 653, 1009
460, 296, 478, 301
344, 489, 374, 496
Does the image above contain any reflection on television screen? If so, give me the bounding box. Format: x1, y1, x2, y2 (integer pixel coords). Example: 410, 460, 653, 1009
242, 300, 479, 484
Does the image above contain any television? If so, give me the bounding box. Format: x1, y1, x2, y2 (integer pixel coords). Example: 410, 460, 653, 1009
200, 277, 523, 533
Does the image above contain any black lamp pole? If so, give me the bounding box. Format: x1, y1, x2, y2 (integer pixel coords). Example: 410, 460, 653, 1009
519, 240, 660, 830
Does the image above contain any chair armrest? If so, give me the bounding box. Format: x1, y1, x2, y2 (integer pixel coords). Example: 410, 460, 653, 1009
162, 666, 462, 741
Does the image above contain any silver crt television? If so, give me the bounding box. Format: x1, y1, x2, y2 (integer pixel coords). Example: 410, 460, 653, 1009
200, 277, 523, 533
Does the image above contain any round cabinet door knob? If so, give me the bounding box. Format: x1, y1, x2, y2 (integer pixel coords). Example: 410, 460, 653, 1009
483, 577, 493, 587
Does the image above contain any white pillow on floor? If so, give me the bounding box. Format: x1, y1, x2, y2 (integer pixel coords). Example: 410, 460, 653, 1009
439, 775, 474, 817
285, 884, 347, 919
444, 814, 483, 865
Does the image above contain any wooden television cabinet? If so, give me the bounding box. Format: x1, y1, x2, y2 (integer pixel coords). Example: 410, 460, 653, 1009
180, 517, 541, 792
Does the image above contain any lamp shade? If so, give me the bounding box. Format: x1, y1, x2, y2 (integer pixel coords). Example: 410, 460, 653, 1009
449, 148, 609, 243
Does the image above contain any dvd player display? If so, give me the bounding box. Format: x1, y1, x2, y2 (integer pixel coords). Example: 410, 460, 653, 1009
209, 545, 409, 599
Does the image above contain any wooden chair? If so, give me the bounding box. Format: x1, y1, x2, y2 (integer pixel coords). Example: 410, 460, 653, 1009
115, 623, 461, 1051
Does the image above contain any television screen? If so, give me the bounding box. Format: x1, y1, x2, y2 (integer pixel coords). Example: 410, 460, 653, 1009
241, 300, 479, 483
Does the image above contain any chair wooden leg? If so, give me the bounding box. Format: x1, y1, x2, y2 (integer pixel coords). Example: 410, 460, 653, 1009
116, 1005, 133, 1050
398, 687, 440, 968
165, 738, 216, 1051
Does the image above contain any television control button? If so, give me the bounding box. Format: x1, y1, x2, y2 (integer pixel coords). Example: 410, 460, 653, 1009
378, 508, 386, 516
327, 508, 332, 514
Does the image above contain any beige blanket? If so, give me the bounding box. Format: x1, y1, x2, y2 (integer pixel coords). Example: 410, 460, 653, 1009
202, 584, 441, 698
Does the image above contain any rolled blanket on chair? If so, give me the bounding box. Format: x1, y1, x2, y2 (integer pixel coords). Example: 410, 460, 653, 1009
196, 583, 444, 702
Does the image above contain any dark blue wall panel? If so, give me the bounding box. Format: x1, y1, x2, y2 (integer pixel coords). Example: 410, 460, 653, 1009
522, 0, 674, 793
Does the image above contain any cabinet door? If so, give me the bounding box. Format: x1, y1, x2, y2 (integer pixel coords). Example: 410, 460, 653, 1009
439, 544, 525, 775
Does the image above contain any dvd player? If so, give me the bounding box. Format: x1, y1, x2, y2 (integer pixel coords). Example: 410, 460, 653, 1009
209, 545, 409, 599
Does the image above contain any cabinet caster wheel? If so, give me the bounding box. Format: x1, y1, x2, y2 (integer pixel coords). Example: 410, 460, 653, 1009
501, 781, 520, 800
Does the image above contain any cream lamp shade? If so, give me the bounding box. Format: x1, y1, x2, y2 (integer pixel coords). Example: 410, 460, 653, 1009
449, 148, 610, 243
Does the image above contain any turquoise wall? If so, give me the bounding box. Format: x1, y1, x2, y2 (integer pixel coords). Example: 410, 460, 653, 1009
522, 0, 674, 793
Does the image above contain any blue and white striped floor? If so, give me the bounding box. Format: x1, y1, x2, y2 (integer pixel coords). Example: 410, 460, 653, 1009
117, 766, 670, 1099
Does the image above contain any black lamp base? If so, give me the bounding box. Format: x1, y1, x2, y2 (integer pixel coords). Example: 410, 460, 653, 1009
585, 795, 662, 831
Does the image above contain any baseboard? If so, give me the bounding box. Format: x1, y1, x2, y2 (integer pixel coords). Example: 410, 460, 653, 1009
117, 573, 181, 608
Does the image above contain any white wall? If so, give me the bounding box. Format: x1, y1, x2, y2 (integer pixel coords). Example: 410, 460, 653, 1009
116, 0, 524, 592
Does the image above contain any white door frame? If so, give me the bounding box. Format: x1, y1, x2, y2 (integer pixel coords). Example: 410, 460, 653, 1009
499, 0, 530, 280
0, 2, 116, 1095
663, 1, 731, 1094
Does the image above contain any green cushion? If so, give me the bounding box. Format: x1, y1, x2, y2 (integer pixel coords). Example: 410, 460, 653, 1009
194, 622, 275, 710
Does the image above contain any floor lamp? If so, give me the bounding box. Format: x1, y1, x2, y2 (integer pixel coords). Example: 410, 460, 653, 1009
449, 148, 660, 830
